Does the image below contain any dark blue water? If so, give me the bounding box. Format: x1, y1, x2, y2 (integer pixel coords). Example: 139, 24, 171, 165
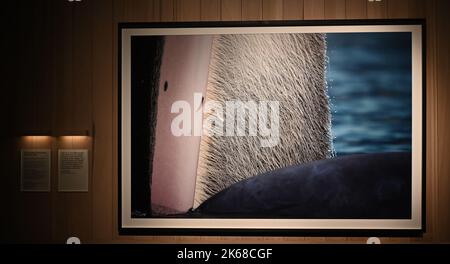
326, 33, 412, 155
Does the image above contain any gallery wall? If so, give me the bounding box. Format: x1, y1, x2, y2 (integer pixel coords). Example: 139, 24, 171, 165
1, 0, 449, 243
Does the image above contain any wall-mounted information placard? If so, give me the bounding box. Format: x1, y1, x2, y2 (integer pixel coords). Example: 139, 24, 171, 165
58, 149, 89, 192
21, 149, 51, 192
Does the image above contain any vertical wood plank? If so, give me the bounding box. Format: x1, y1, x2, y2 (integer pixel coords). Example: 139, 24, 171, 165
421, 0, 437, 243
283, 0, 304, 20
221, 0, 242, 21
122, 0, 160, 22
367, 0, 387, 18
72, 0, 93, 133
387, 0, 410, 18
147, 0, 160, 21
64, 0, 93, 243
92, 0, 114, 242
54, 0, 73, 135
304, 0, 325, 19
345, 0, 367, 19
111, 0, 120, 241
35, 0, 54, 133
242, 0, 263, 20
436, 0, 450, 241
51, 1, 70, 242
113, 0, 126, 22
175, 0, 201, 21
124, 0, 149, 22
408, 0, 425, 18
15, 1, 36, 134
0, 0, 14, 242
152, 0, 161, 21
324, 0, 346, 19
201, 0, 221, 21
161, 0, 175, 21
263, 0, 283, 20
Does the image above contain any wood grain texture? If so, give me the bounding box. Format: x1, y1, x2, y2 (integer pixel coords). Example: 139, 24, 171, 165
15, 1, 36, 134
345, 0, 367, 19
150, 0, 161, 21
112, 0, 121, 241
304, 0, 325, 19
263, 0, 283, 20
222, 0, 242, 21
54, 0, 73, 135
113, 0, 125, 22
72, 0, 92, 133
34, 0, 54, 133
324, 0, 345, 19
117, 0, 160, 22
283, 0, 304, 20
176, 0, 201, 21
161, 0, 175, 21
242, 0, 262, 20
435, 0, 450, 241
423, 0, 437, 243
408, 0, 425, 18
61, 0, 93, 243
124, 0, 148, 22
201, 0, 221, 21
387, 0, 410, 18
0, 1, 13, 242
367, 0, 387, 19
92, 0, 114, 242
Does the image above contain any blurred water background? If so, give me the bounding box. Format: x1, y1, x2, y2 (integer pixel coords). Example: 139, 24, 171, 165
326, 32, 412, 155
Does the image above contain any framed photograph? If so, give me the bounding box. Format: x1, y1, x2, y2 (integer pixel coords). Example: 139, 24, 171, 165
119, 20, 425, 235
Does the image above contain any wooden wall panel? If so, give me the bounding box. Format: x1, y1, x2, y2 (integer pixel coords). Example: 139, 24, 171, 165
176, 0, 201, 21
0, 1, 12, 242
221, 0, 242, 21
161, 0, 175, 21
283, 0, 304, 20
408, 0, 425, 18
34, 1, 54, 133
72, 1, 92, 133
54, 1, 73, 135
201, 0, 221, 21
112, 0, 121, 242
435, 0, 450, 241
92, 0, 114, 242
387, 0, 410, 18
242, 0, 263, 20
263, 0, 283, 20
367, 0, 387, 19
417, 0, 437, 243
51, 0, 70, 244
6, 0, 450, 244
324, 0, 345, 19
345, 0, 367, 19
113, 0, 125, 22
124, 0, 148, 22
116, 0, 160, 22
15, 1, 36, 134
304, 0, 325, 19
